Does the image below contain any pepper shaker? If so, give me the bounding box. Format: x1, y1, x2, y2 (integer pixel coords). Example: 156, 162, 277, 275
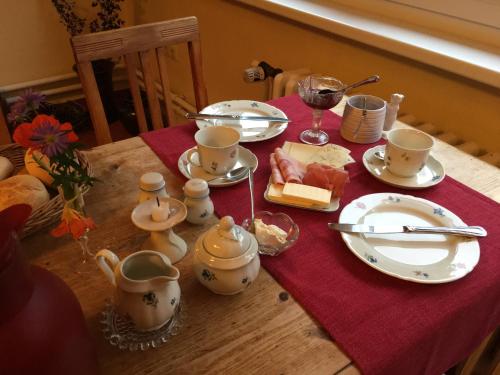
183, 178, 214, 224
383, 93, 404, 131
138, 172, 169, 203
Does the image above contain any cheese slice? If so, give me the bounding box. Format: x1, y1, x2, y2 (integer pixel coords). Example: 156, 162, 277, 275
267, 183, 316, 208
282, 141, 354, 168
282, 183, 332, 208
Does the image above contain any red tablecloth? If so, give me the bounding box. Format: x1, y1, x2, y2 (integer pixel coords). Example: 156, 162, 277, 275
142, 95, 500, 375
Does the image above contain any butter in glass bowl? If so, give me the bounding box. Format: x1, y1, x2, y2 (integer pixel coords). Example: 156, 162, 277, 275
242, 211, 299, 256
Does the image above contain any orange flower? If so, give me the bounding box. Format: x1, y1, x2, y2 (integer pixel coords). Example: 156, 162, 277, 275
51, 205, 96, 240
13, 114, 78, 157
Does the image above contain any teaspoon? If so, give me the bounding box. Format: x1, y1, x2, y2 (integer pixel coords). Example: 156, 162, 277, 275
206, 166, 249, 182
373, 149, 385, 161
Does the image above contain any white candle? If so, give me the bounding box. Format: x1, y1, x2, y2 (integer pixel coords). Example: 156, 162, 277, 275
152, 201, 170, 222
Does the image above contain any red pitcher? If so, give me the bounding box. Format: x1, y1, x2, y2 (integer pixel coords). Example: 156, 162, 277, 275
0, 204, 99, 374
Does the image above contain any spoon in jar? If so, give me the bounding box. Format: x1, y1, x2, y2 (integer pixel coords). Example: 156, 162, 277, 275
318, 75, 380, 95
206, 166, 249, 182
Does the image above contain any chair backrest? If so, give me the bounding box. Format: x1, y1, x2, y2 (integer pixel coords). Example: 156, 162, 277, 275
71, 16, 208, 145
0, 105, 11, 145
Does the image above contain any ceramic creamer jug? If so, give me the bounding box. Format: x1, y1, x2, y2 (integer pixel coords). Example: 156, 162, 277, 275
193, 216, 260, 295
96, 249, 180, 331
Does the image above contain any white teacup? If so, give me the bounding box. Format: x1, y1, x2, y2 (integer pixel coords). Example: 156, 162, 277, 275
187, 126, 240, 175
384, 128, 434, 177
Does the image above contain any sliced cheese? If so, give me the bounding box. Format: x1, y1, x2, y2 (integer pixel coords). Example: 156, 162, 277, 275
282, 182, 331, 208
282, 141, 354, 168
267, 183, 316, 208
307, 144, 355, 168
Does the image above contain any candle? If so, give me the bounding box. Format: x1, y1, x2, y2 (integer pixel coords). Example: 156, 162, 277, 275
151, 198, 170, 222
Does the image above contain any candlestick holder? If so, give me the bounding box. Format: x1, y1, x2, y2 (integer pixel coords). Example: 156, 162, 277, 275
131, 197, 188, 264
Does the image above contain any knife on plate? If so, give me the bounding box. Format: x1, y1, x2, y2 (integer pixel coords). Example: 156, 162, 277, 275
328, 223, 487, 237
186, 113, 290, 122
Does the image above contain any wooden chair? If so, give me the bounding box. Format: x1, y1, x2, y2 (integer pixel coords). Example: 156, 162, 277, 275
71, 16, 208, 145
0, 105, 11, 145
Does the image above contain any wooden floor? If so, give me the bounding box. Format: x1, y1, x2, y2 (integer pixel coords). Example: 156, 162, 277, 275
77, 121, 133, 148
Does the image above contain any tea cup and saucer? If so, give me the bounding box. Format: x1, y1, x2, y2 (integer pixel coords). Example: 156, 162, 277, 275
362, 128, 445, 189
177, 126, 258, 187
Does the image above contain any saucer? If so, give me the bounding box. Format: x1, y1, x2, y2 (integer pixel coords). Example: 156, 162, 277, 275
178, 145, 258, 187
131, 197, 187, 232
362, 145, 445, 189
100, 299, 183, 351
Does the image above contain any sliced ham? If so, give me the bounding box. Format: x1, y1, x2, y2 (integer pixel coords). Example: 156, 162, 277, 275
273, 147, 306, 184
270, 153, 285, 185
302, 162, 349, 198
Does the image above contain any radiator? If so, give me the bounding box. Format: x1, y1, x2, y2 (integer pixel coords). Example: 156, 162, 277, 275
267, 70, 500, 168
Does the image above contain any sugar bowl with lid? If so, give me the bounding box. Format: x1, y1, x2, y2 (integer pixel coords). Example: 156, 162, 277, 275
193, 216, 260, 295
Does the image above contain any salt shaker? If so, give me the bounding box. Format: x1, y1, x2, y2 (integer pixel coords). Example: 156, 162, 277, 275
138, 172, 169, 203
183, 178, 214, 224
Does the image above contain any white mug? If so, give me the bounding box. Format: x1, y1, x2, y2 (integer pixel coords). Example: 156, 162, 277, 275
384, 128, 434, 177
340, 95, 386, 144
187, 126, 240, 175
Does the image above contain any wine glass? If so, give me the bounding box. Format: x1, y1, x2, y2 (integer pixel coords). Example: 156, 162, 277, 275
297, 75, 344, 145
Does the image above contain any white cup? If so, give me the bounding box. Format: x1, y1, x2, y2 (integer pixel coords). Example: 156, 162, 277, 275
340, 95, 386, 144
187, 126, 240, 175
384, 128, 434, 177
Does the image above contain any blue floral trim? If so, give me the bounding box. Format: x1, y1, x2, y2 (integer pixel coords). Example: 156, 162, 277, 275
202, 269, 217, 281
365, 253, 377, 263
433, 208, 445, 217
413, 270, 429, 278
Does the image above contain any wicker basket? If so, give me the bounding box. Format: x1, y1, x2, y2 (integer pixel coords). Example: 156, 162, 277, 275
0, 143, 94, 238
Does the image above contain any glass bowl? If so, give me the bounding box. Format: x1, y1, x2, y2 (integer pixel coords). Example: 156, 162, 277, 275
242, 211, 299, 256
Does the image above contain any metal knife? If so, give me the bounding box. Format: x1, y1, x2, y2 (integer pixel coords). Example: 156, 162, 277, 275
185, 113, 290, 122
328, 223, 487, 238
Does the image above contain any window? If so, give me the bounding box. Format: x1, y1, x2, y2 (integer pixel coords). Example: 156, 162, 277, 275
389, 0, 500, 29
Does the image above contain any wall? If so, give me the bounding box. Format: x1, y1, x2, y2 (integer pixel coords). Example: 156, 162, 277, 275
0, 0, 498, 152
0, 0, 136, 86
134, 0, 500, 152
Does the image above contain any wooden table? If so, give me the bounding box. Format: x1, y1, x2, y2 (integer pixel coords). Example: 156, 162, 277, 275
23, 100, 500, 374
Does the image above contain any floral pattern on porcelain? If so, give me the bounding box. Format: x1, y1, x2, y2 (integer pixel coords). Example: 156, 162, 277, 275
413, 271, 429, 278
385, 196, 401, 203
433, 208, 445, 217
143, 292, 159, 308
365, 253, 377, 263
202, 269, 217, 281
355, 201, 367, 209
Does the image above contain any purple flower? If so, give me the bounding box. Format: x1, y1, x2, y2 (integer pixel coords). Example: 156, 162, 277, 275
7, 89, 46, 125
7, 101, 27, 124
28, 115, 78, 157
19, 88, 46, 110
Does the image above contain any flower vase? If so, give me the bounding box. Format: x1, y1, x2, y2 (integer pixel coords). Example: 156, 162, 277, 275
56, 184, 96, 274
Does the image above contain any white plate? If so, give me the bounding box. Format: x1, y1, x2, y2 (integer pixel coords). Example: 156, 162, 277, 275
263, 179, 340, 212
178, 145, 258, 187
363, 145, 445, 189
195, 100, 288, 142
338, 193, 480, 283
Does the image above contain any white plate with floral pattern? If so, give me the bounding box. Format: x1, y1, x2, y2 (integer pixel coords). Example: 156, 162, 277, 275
195, 100, 288, 142
362, 145, 445, 189
338, 193, 480, 283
